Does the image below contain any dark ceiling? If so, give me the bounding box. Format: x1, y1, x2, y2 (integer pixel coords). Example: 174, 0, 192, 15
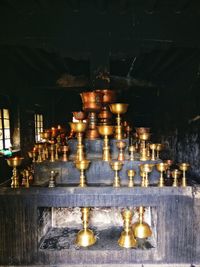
0, 0, 200, 128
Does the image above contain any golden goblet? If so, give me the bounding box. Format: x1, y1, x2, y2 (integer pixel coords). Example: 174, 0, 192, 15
98, 125, 114, 161
138, 133, 151, 153
110, 161, 123, 187
155, 143, 164, 159
75, 207, 96, 247
75, 160, 90, 187
171, 169, 181, 187
7, 157, 24, 188
118, 209, 137, 248
150, 144, 157, 161
62, 145, 69, 161
179, 163, 190, 187
69, 122, 87, 161
129, 145, 135, 161
109, 103, 129, 140
116, 140, 126, 161
156, 163, 168, 187
132, 206, 152, 239
127, 169, 135, 187
140, 164, 154, 187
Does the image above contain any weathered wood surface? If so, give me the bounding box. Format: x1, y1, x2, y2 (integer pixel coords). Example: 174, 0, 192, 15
0, 186, 198, 265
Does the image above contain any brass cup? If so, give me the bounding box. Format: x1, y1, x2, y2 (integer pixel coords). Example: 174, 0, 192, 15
116, 140, 127, 161
95, 89, 116, 104
109, 103, 129, 115
156, 163, 168, 187
132, 207, 152, 239
98, 125, 114, 161
127, 169, 135, 187
171, 169, 181, 187
69, 122, 87, 133
75, 207, 96, 247
75, 160, 91, 187
138, 133, 151, 141
80, 91, 103, 112
155, 143, 164, 159
110, 161, 123, 187
140, 164, 154, 187
7, 157, 24, 188
150, 143, 157, 161
118, 209, 137, 248
179, 163, 190, 187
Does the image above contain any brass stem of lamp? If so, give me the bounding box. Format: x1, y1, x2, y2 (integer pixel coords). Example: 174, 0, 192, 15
75, 207, 96, 247
62, 145, 69, 161
117, 141, 126, 161
129, 145, 135, 161
155, 143, 164, 160
118, 209, 137, 248
75, 160, 90, 187
140, 148, 149, 161
127, 170, 135, 187
55, 144, 59, 161
109, 103, 129, 140
171, 169, 181, 187
150, 144, 157, 161
50, 144, 55, 162
110, 161, 123, 187
179, 163, 190, 187
132, 206, 152, 239
76, 132, 85, 161
156, 163, 168, 187
140, 164, 154, 187
102, 135, 111, 161
37, 146, 42, 163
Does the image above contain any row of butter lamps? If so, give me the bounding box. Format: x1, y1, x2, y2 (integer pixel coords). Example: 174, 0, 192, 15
76, 206, 152, 248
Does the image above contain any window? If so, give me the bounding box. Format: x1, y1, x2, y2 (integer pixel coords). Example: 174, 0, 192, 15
0, 108, 11, 149
34, 114, 43, 142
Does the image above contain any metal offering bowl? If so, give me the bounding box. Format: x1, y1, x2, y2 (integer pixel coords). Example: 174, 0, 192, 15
69, 122, 87, 133
72, 111, 86, 121
179, 163, 190, 172
138, 132, 151, 141
7, 157, 24, 167
98, 125, 114, 136
156, 163, 168, 172
109, 103, 129, 115
110, 161, 123, 171
75, 160, 91, 171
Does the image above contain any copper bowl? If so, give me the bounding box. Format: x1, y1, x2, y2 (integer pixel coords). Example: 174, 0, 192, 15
95, 89, 116, 104
80, 91, 103, 112
72, 111, 86, 121
98, 109, 112, 120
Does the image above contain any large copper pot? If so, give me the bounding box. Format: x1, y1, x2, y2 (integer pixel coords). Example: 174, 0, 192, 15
95, 89, 116, 104
80, 91, 103, 112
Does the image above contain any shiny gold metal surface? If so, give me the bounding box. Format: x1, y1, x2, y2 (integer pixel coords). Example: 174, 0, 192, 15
75, 207, 96, 247
171, 169, 181, 187
98, 125, 114, 161
109, 103, 129, 140
69, 122, 87, 161
129, 145, 135, 161
118, 209, 137, 248
140, 164, 154, 187
110, 161, 123, 187
95, 89, 116, 104
156, 163, 168, 187
132, 207, 152, 239
81, 91, 103, 112
179, 163, 190, 187
135, 127, 151, 135
75, 160, 91, 187
127, 169, 135, 187
116, 140, 126, 161
150, 143, 157, 161
7, 157, 24, 188
155, 143, 164, 159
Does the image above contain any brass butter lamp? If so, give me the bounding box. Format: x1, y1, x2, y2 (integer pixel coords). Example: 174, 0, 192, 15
7, 157, 24, 188
69, 122, 87, 161
109, 103, 129, 140
171, 169, 181, 187
150, 144, 157, 161
155, 143, 164, 159
118, 209, 137, 248
156, 163, 168, 187
140, 164, 154, 187
179, 163, 190, 187
110, 161, 123, 187
98, 125, 114, 161
75, 207, 96, 247
132, 206, 152, 239
127, 169, 135, 187
75, 160, 90, 187
116, 140, 126, 161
